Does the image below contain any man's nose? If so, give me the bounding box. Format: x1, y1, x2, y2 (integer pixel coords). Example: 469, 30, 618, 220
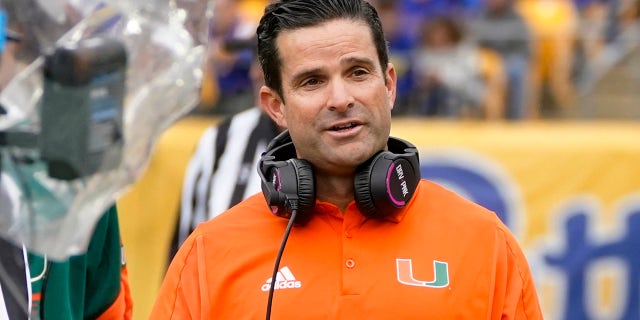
327, 79, 355, 112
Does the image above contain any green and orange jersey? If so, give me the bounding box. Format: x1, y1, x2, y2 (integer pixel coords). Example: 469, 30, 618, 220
29, 206, 133, 320
152, 180, 542, 319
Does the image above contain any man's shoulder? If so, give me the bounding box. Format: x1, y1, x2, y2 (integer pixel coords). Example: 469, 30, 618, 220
193, 193, 273, 233
414, 179, 500, 223
184, 193, 288, 256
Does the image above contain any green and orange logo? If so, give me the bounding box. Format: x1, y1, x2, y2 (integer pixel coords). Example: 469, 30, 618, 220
396, 258, 449, 288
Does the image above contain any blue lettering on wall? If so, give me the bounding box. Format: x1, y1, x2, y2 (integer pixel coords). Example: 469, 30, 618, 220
544, 203, 640, 320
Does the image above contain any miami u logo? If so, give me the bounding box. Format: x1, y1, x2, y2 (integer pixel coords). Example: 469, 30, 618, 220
396, 258, 450, 288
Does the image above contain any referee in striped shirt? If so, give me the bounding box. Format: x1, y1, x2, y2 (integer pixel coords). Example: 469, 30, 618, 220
169, 58, 283, 260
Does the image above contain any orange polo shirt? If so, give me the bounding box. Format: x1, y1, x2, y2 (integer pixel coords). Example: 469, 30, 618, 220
151, 180, 542, 319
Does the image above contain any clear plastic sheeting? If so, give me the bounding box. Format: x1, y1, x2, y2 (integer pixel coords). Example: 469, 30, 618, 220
0, 0, 210, 260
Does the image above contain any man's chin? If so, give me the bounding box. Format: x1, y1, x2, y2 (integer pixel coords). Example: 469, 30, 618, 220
344, 149, 380, 167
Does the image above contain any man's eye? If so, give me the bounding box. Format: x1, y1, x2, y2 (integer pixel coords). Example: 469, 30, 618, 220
353, 69, 369, 77
302, 78, 320, 87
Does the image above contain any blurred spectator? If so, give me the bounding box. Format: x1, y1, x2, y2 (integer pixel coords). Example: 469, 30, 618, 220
516, 0, 579, 117
570, 0, 634, 91
399, 0, 484, 39
200, 0, 257, 115
410, 16, 504, 119
370, 0, 417, 115
470, 0, 533, 119
574, 0, 619, 44
571, 0, 606, 91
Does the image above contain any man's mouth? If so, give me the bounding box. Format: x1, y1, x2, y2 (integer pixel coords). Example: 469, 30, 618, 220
330, 122, 358, 131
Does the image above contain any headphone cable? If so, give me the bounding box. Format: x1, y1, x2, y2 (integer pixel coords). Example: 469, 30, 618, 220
266, 199, 298, 320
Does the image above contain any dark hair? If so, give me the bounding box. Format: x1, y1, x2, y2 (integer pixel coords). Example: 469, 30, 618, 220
257, 0, 389, 100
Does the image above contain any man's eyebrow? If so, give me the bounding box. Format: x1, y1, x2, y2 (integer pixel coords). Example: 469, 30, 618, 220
342, 56, 376, 68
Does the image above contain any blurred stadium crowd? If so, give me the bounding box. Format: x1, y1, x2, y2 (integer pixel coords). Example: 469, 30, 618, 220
197, 0, 639, 120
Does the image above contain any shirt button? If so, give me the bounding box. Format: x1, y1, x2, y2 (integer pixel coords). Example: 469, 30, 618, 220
345, 259, 355, 269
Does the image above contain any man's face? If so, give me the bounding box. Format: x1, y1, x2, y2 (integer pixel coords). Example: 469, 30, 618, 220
260, 18, 397, 176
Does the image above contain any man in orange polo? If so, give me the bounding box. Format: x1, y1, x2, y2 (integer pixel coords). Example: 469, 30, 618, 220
151, 0, 543, 318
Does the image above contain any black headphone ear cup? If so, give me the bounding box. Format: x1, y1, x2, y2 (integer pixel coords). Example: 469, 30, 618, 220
354, 151, 383, 218
289, 158, 316, 223
354, 145, 419, 219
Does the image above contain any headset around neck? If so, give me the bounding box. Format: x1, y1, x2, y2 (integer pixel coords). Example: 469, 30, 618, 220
258, 130, 421, 224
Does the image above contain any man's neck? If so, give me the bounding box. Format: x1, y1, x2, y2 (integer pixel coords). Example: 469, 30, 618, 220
315, 174, 355, 213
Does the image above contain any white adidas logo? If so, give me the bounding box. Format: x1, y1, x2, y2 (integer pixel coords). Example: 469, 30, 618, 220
261, 266, 302, 292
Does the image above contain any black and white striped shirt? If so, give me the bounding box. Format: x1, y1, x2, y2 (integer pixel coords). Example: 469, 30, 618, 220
170, 107, 280, 258
0, 239, 29, 320
1, 174, 30, 319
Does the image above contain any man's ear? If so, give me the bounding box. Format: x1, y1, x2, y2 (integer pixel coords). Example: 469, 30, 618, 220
385, 63, 397, 111
259, 85, 287, 128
